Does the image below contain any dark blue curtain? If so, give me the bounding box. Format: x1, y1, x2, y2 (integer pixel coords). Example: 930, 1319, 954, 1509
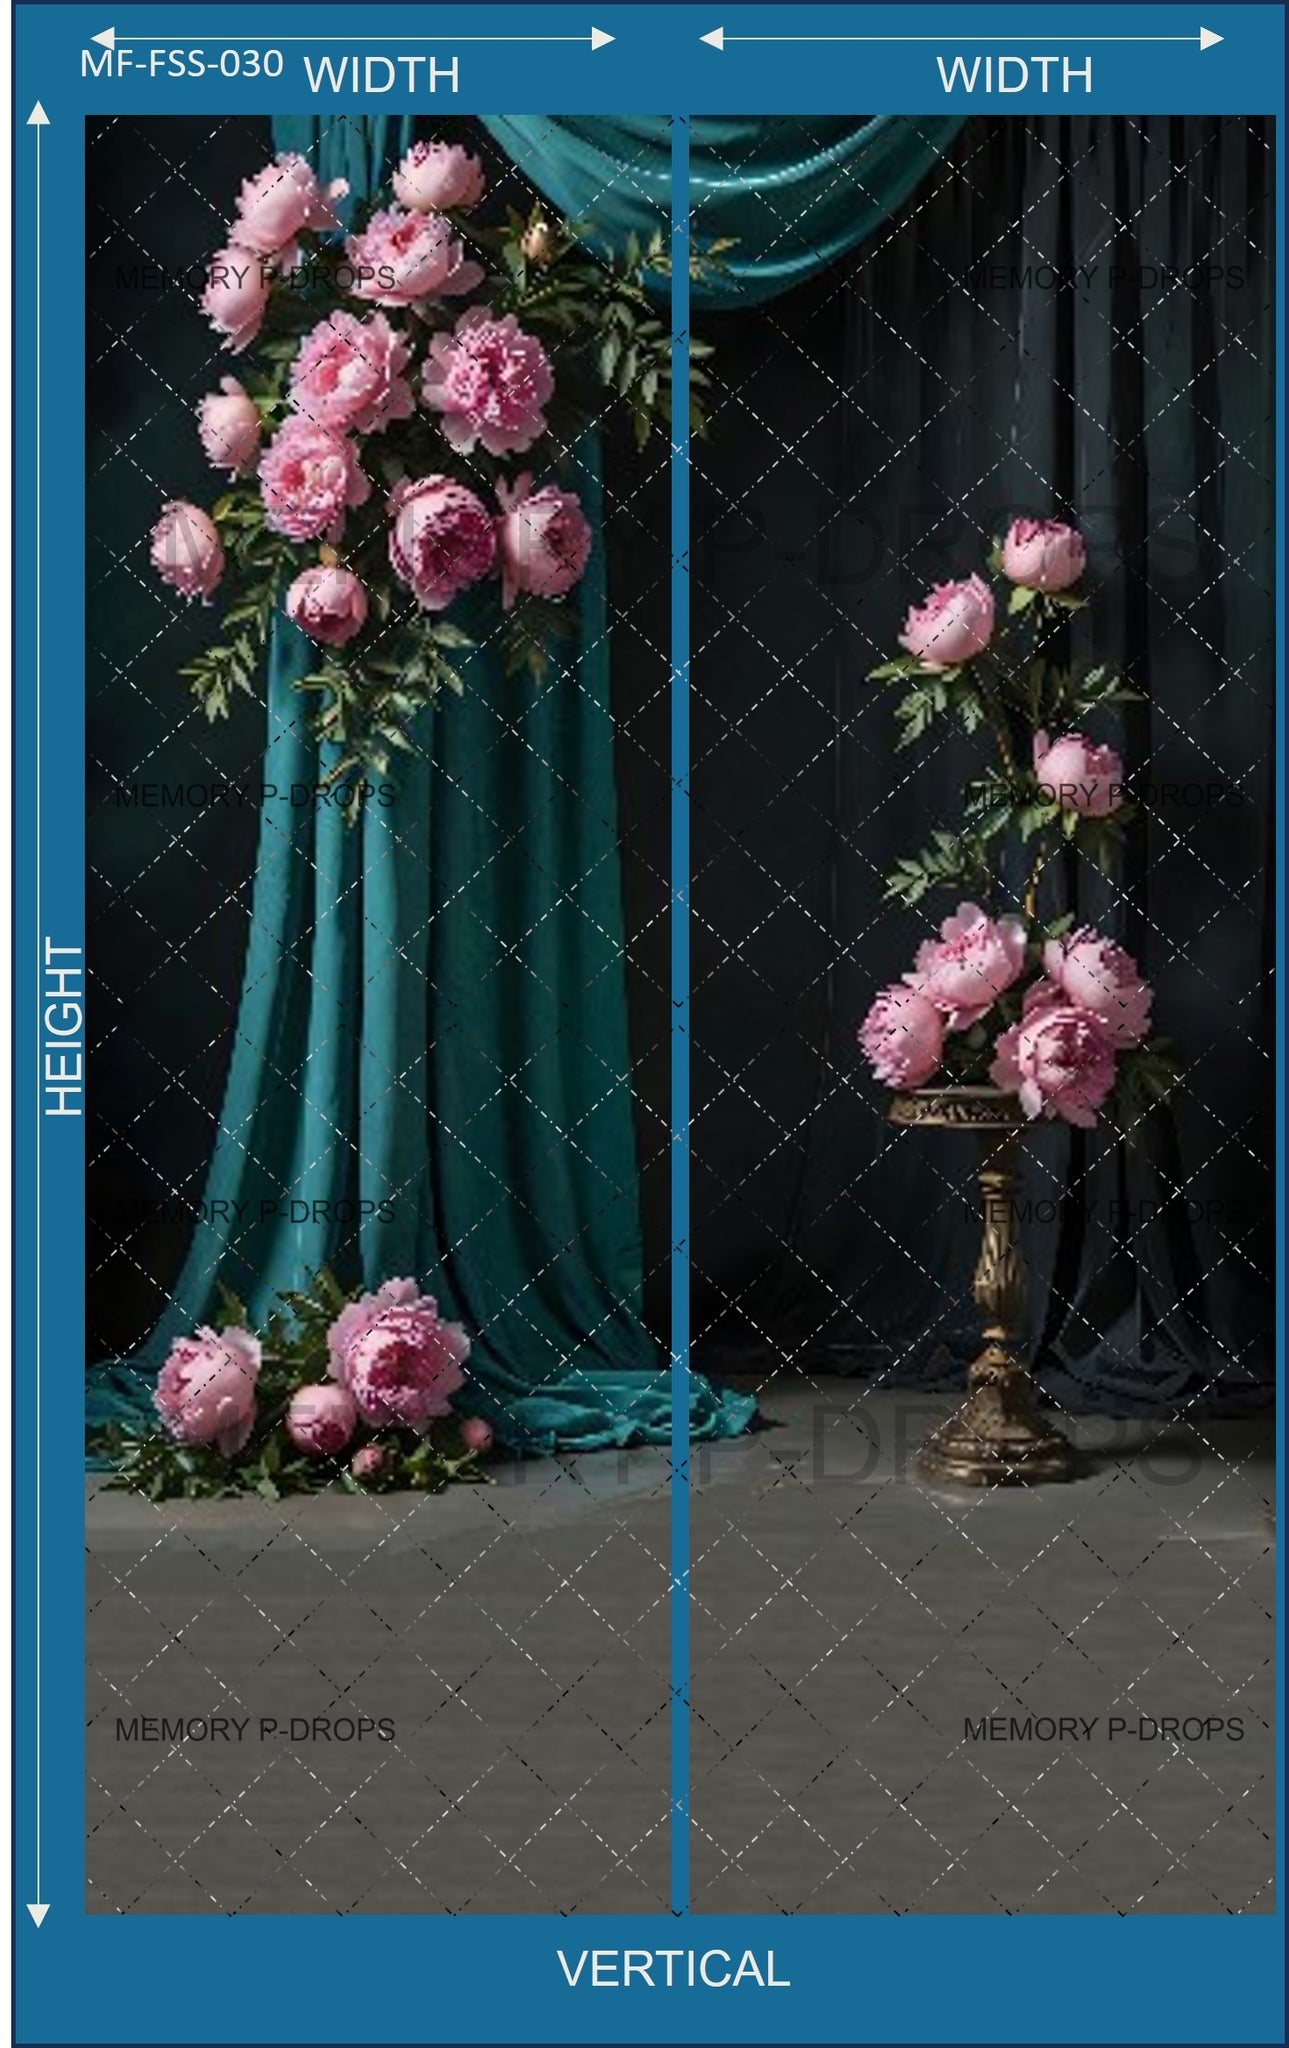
688, 115, 1275, 1416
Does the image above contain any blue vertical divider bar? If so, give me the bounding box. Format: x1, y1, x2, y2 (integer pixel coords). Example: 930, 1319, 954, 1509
669, 110, 692, 1922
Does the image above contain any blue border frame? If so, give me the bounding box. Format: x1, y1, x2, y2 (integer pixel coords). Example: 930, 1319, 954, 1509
12, 6, 1287, 2043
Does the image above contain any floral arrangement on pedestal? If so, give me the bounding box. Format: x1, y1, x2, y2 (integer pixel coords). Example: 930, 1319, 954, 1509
92, 1272, 494, 1500
858, 520, 1178, 1130
150, 140, 723, 787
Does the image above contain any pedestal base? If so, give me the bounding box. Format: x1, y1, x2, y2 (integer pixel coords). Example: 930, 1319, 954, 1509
917, 1349, 1075, 1487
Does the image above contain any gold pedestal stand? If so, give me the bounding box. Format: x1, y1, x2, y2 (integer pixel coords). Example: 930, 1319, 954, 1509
889, 1086, 1075, 1486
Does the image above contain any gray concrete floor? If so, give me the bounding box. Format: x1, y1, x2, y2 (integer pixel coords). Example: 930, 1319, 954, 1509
86, 1388, 1275, 1915
690, 1384, 1275, 1914
86, 1443, 674, 1914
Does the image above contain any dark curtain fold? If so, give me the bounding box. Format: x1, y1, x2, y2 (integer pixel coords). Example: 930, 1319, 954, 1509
692, 115, 1275, 1415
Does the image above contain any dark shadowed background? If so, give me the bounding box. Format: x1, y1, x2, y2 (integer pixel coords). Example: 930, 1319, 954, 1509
690, 115, 1275, 1415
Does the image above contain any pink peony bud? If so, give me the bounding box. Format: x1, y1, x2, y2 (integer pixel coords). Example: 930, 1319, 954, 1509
350, 1443, 391, 1483
460, 1416, 494, 1453
520, 218, 555, 267
198, 376, 262, 475
1041, 928, 1153, 1047
151, 501, 224, 602
201, 248, 272, 354
155, 1325, 261, 1455
392, 140, 486, 213
327, 1279, 470, 1436
1001, 518, 1086, 592
904, 901, 1027, 1032
898, 574, 994, 670
859, 985, 945, 1089
496, 474, 592, 609
1033, 730, 1124, 817
287, 1384, 358, 1459
285, 564, 368, 647
991, 1003, 1118, 1128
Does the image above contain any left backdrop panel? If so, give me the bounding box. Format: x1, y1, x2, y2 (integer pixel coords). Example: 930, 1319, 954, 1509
84, 111, 675, 1916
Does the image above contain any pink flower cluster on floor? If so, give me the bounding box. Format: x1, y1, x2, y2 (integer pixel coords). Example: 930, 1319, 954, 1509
154, 1279, 492, 1481
151, 143, 593, 638
859, 903, 1154, 1128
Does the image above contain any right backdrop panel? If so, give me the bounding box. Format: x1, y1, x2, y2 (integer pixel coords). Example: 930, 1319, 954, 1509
687, 113, 1276, 1915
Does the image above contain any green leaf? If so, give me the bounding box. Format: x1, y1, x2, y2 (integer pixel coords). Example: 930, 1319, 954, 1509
1008, 583, 1038, 614
215, 1283, 251, 1328
866, 657, 923, 683
1017, 799, 1060, 842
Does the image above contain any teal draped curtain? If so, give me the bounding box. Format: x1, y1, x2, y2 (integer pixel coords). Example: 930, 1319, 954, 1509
482, 115, 964, 306
88, 113, 754, 1453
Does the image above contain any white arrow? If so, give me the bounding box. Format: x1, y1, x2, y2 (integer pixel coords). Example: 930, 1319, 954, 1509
703, 24, 1221, 46
93, 23, 613, 46
27, 97, 49, 1932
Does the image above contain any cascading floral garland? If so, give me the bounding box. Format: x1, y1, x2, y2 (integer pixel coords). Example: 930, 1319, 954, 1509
858, 520, 1179, 1131
150, 140, 725, 789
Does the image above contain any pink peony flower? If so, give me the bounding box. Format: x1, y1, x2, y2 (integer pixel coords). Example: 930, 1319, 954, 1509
496, 474, 592, 609
230, 152, 348, 256
350, 1443, 391, 1483
285, 564, 368, 647
387, 474, 496, 611
460, 1417, 494, 1453
327, 1277, 424, 1367
859, 985, 945, 1088
421, 309, 554, 458
392, 140, 486, 214
1001, 518, 1086, 592
1041, 928, 1153, 1047
289, 310, 415, 436
258, 417, 370, 543
345, 206, 484, 308
1033, 730, 1124, 817
198, 376, 262, 475
155, 1325, 261, 1455
151, 501, 224, 602
327, 1280, 470, 1435
898, 574, 994, 670
202, 247, 272, 354
990, 1003, 1118, 1128
905, 901, 1027, 1032
287, 1383, 358, 1459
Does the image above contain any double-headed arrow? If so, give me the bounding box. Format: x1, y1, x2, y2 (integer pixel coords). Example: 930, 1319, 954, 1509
92, 23, 614, 49
702, 23, 1223, 46
26, 96, 49, 1934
